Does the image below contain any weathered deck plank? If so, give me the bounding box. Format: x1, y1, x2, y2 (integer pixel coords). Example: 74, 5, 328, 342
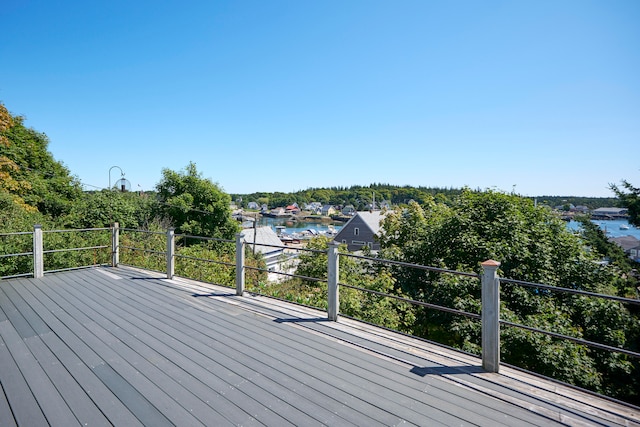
81, 269, 479, 426
66, 269, 396, 426
0, 266, 638, 426
6, 278, 145, 426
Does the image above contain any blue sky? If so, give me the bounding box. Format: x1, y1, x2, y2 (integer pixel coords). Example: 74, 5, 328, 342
1, 0, 638, 197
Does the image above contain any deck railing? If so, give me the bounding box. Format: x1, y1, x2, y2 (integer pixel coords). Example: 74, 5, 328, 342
1, 223, 639, 375
0, 225, 111, 279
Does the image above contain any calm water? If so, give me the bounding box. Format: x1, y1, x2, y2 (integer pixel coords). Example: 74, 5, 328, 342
250, 215, 639, 240
255, 216, 344, 234
567, 219, 640, 239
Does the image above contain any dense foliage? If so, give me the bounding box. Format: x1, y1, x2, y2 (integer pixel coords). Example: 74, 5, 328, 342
611, 180, 640, 227
156, 162, 240, 240
232, 184, 466, 210
250, 236, 415, 331
535, 195, 620, 210
232, 184, 620, 211
1, 104, 82, 220
376, 191, 639, 403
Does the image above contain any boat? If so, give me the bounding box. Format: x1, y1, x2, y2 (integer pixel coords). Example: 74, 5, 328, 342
620, 224, 630, 230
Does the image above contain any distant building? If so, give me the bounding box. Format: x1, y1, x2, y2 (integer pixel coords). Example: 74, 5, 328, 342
341, 205, 356, 216
610, 235, 640, 262
304, 202, 322, 213
321, 205, 337, 216
285, 204, 300, 214
592, 207, 628, 219
241, 226, 296, 282
267, 207, 288, 217
334, 211, 387, 252
571, 205, 590, 213
247, 201, 260, 210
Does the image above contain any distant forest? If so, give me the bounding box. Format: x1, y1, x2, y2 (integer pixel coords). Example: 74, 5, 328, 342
231, 184, 620, 211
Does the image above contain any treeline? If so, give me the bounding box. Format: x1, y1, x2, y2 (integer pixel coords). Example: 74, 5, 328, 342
231, 184, 465, 210
535, 195, 620, 209
232, 185, 620, 211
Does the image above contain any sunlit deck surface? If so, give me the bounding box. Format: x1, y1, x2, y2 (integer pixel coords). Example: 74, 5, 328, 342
1, 267, 639, 426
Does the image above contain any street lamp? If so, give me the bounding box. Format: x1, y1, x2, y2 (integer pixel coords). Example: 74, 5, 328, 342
109, 166, 124, 190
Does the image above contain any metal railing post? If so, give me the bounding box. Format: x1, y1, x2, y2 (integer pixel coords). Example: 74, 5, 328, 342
327, 241, 340, 321
481, 259, 501, 372
33, 224, 44, 278
166, 228, 175, 279
111, 222, 119, 267
236, 233, 245, 296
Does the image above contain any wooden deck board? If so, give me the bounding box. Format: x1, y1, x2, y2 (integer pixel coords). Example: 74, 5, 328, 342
0, 266, 638, 426
93, 272, 555, 426
17, 277, 208, 427
82, 270, 459, 426
45, 273, 295, 427
67, 269, 391, 426
0, 380, 17, 427
79, 267, 640, 426
8, 278, 146, 427
0, 332, 49, 427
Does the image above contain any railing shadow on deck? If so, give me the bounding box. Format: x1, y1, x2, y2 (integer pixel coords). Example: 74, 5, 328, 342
410, 366, 486, 376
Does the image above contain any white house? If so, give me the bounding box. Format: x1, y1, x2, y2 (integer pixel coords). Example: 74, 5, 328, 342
242, 226, 298, 282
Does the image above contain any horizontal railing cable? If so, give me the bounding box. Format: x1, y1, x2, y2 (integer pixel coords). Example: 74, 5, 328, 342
0, 252, 33, 259
43, 227, 109, 233
120, 246, 166, 256
338, 282, 481, 320
245, 242, 325, 254
500, 320, 640, 359
245, 265, 326, 283
0, 231, 33, 237
121, 228, 166, 235
500, 278, 640, 306
174, 253, 235, 268
176, 233, 234, 244
340, 253, 480, 278
43, 245, 109, 254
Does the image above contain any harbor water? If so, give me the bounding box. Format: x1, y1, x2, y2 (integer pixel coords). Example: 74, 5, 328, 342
567, 219, 640, 239
255, 216, 344, 235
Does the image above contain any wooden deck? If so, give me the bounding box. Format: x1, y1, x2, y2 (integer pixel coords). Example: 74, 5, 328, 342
0, 267, 638, 426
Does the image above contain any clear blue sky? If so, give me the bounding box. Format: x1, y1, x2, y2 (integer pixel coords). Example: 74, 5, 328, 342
1, 0, 638, 197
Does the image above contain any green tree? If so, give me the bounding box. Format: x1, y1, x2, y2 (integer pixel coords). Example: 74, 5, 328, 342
155, 162, 239, 239
377, 190, 639, 402
63, 190, 155, 229
0, 103, 82, 218
290, 236, 414, 330
575, 215, 638, 298
610, 179, 640, 227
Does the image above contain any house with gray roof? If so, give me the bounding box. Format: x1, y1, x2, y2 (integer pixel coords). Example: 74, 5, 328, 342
610, 235, 640, 262
341, 205, 356, 216
334, 211, 387, 251
321, 205, 337, 216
